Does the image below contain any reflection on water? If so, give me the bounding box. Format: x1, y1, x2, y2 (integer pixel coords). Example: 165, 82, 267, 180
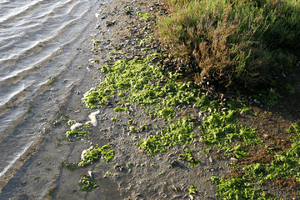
0, 0, 101, 177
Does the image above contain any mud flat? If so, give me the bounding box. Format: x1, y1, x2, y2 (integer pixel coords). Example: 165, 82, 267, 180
1, 0, 300, 200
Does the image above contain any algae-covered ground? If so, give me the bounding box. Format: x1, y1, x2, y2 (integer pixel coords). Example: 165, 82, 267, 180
1, 0, 300, 199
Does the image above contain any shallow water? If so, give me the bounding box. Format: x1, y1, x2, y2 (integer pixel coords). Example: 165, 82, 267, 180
0, 0, 103, 178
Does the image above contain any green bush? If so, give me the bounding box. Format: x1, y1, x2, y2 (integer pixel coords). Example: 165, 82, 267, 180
157, 0, 298, 87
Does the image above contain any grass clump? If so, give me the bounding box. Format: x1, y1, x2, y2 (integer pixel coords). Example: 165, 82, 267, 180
79, 144, 114, 166
78, 175, 98, 192
157, 0, 298, 88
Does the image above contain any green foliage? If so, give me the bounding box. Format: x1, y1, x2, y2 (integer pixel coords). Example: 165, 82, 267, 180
244, 123, 300, 184
78, 175, 98, 192
61, 162, 80, 171
111, 117, 117, 121
93, 40, 99, 46
113, 106, 129, 112
47, 188, 54, 198
65, 128, 87, 138
138, 116, 195, 157
112, 49, 124, 54
188, 185, 198, 195
79, 144, 114, 166
211, 176, 279, 199
105, 171, 113, 176
284, 84, 295, 94
130, 126, 137, 133
140, 124, 148, 131
137, 11, 150, 20
156, 107, 175, 122
82, 55, 200, 123
253, 89, 282, 107
180, 148, 200, 167
198, 100, 262, 158
158, 0, 297, 88
47, 77, 56, 85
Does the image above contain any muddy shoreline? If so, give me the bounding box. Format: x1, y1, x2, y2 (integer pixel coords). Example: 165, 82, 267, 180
1, 0, 300, 199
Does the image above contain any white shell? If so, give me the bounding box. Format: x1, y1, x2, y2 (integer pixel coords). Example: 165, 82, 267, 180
70, 123, 83, 130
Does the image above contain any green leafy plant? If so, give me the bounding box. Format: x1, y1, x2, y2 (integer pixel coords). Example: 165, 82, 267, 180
180, 148, 200, 167
47, 77, 56, 85
61, 162, 80, 171
65, 128, 87, 138
130, 126, 137, 133
137, 11, 150, 20
105, 171, 113, 176
113, 106, 129, 112
284, 84, 295, 94
79, 144, 114, 166
78, 175, 98, 192
188, 185, 197, 195
47, 188, 54, 198
93, 40, 99, 46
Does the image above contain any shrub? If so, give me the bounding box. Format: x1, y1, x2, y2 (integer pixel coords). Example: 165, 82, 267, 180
157, 0, 298, 87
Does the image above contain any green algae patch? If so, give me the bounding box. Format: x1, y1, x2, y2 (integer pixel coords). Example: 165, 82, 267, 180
113, 106, 129, 112
130, 126, 138, 133
82, 55, 167, 109
137, 11, 150, 20
180, 148, 200, 168
211, 122, 300, 199
78, 175, 98, 192
211, 176, 280, 200
198, 99, 262, 159
244, 123, 300, 184
188, 185, 198, 195
61, 162, 80, 171
66, 128, 87, 138
82, 55, 200, 122
79, 144, 114, 167
80, 51, 299, 198
138, 116, 195, 157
